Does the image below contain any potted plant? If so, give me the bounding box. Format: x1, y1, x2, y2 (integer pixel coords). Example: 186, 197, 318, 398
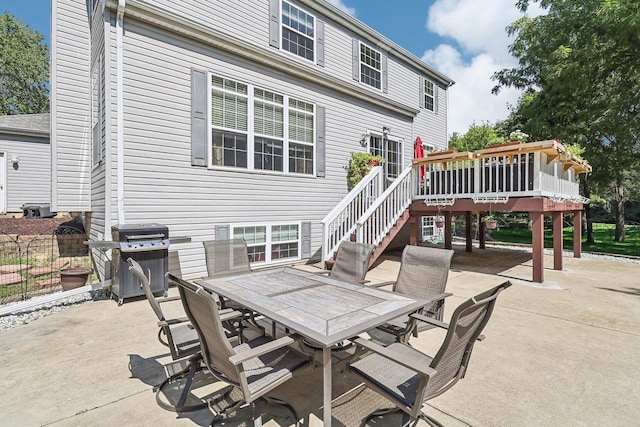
435, 216, 445, 228
482, 214, 498, 230
60, 266, 94, 291
347, 152, 385, 187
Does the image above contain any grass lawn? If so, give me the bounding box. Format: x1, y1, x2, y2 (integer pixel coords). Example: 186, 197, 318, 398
489, 222, 640, 257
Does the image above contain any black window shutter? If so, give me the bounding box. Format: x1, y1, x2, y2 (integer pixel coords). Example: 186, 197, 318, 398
269, 0, 280, 48
301, 222, 312, 258
215, 225, 230, 240
352, 38, 359, 81
316, 105, 326, 177
191, 68, 207, 167
316, 20, 325, 67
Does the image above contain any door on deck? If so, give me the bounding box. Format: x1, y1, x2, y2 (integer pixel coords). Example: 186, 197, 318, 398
368, 132, 403, 187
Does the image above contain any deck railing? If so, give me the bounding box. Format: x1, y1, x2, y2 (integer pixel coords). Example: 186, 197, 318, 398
415, 148, 586, 203
321, 166, 384, 263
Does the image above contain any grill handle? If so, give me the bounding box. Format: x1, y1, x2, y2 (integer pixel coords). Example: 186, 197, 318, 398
124, 233, 166, 241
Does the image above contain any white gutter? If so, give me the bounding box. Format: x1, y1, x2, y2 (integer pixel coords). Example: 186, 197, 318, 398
116, 0, 126, 224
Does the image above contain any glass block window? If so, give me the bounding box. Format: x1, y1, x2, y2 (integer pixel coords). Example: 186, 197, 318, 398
360, 43, 381, 90
282, 1, 315, 61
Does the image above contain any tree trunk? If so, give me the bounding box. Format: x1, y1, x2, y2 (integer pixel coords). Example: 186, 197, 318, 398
581, 178, 594, 244
614, 179, 625, 242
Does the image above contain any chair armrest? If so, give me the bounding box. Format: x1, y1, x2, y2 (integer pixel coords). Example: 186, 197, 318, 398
350, 337, 436, 378
422, 292, 452, 305
229, 334, 299, 365
220, 310, 244, 322
410, 312, 485, 341
158, 317, 190, 327
411, 312, 448, 330
157, 295, 182, 304
368, 280, 396, 288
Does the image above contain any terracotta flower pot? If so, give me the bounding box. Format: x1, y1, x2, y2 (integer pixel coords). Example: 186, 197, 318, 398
60, 267, 93, 291
435, 220, 445, 228
484, 220, 498, 230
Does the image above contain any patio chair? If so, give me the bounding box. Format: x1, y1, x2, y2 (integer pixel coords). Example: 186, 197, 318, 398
348, 281, 512, 426
203, 238, 264, 334
320, 240, 375, 284
368, 245, 454, 344
128, 257, 240, 412
170, 273, 312, 426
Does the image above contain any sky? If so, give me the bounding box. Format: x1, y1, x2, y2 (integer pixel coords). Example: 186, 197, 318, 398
1, 0, 544, 137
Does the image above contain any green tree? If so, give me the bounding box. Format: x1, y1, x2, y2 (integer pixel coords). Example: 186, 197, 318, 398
492, 0, 640, 242
448, 122, 504, 152
0, 13, 49, 115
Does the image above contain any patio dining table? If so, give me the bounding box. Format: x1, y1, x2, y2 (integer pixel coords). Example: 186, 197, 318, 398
197, 267, 427, 425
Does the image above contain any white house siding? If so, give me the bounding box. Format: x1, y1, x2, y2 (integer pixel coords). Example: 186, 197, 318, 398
0, 136, 50, 212
95, 17, 415, 278
52, 0, 91, 212
89, 4, 108, 243
150, 0, 270, 50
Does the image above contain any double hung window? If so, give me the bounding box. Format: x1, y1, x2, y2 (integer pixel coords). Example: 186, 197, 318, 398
360, 42, 381, 90
424, 79, 435, 112
210, 74, 315, 175
281, 1, 315, 61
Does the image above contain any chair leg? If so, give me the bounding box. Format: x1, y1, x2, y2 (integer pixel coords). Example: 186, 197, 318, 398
155, 354, 209, 412
210, 395, 300, 427
419, 412, 444, 427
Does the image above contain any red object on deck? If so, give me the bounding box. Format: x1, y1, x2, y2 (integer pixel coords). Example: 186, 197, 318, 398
414, 137, 425, 183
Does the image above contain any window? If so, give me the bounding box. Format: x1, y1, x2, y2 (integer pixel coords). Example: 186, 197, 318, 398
233, 223, 300, 264
210, 74, 315, 175
91, 53, 104, 167
424, 79, 435, 112
360, 43, 381, 90
281, 1, 315, 61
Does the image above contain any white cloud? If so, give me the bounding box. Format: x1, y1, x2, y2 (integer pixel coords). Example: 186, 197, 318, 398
324, 0, 356, 16
423, 0, 545, 136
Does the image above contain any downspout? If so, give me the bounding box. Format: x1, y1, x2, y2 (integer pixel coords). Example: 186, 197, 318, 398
116, 0, 126, 223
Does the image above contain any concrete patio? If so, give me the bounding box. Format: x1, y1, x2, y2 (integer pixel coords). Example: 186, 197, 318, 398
1, 244, 639, 426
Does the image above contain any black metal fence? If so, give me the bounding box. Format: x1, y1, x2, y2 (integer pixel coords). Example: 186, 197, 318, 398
0, 227, 95, 305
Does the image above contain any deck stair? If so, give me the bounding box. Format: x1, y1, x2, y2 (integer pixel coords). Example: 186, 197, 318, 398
322, 165, 414, 267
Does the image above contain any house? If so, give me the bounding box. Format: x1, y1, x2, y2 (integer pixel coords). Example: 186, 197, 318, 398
0, 113, 51, 215
51, 0, 454, 279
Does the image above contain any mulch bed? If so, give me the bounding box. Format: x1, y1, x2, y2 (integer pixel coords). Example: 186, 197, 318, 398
0, 217, 71, 236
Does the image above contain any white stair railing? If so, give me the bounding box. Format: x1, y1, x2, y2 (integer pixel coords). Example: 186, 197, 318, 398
321, 166, 383, 263
356, 166, 414, 248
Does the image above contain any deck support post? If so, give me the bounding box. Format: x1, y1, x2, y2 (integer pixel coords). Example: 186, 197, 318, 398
465, 211, 473, 252
573, 210, 582, 258
479, 215, 486, 249
444, 211, 453, 250
409, 215, 419, 246
553, 212, 563, 271
531, 211, 544, 283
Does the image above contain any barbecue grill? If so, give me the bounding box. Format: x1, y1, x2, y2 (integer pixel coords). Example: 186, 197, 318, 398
111, 223, 169, 305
